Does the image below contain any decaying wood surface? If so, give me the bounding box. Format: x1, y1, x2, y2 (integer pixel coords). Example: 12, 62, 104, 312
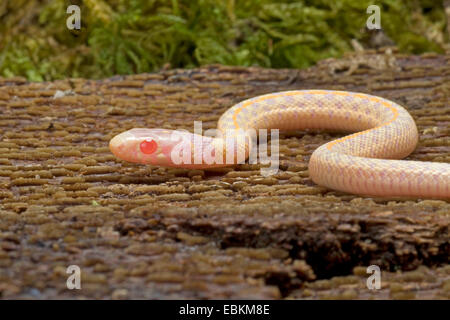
0, 48, 448, 299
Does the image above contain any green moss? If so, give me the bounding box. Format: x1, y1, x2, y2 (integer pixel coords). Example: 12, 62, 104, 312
0, 0, 448, 81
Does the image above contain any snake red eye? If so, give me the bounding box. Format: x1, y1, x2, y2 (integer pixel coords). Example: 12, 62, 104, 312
140, 139, 158, 154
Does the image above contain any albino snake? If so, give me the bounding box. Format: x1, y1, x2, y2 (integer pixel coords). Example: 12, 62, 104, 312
109, 90, 450, 199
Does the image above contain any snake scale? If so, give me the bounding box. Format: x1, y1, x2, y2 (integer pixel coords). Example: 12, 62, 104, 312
110, 90, 450, 199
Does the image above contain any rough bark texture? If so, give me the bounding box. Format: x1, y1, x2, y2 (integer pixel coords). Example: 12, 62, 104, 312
0, 49, 449, 299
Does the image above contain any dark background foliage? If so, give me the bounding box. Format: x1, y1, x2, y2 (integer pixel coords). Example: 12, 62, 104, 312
0, 0, 448, 81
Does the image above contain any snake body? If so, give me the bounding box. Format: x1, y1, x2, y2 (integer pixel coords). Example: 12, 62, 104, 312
110, 90, 450, 199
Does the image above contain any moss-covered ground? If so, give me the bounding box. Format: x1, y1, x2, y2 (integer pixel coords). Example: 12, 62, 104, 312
0, 0, 448, 81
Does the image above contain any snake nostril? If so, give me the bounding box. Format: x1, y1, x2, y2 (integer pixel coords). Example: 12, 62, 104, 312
140, 139, 158, 154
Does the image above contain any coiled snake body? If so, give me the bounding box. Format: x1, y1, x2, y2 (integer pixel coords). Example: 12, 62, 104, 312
110, 90, 450, 199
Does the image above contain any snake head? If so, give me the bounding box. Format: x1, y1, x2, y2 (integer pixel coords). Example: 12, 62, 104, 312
109, 128, 186, 166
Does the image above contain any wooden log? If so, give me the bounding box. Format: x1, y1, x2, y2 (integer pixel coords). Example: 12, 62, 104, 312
0, 49, 448, 299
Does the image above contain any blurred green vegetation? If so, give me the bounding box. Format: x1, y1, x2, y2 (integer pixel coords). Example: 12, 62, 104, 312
0, 0, 448, 81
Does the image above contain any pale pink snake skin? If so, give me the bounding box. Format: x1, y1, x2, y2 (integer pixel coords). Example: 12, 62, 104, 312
110, 90, 450, 199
